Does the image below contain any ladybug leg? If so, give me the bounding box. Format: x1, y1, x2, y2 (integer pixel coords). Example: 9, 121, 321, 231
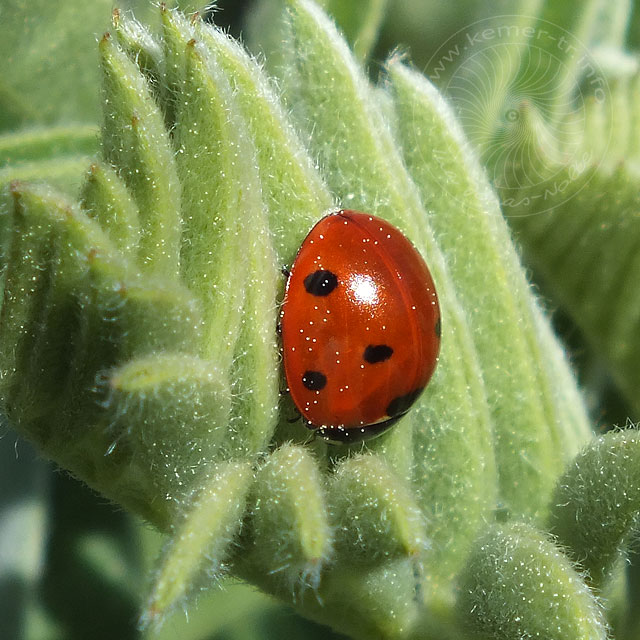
276, 266, 290, 334
279, 385, 303, 424
302, 428, 318, 446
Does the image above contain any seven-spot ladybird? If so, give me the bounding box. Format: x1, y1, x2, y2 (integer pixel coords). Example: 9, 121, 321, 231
280, 210, 440, 444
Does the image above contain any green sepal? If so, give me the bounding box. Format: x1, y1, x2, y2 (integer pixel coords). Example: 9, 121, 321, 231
142, 460, 254, 626
99, 32, 181, 278
159, 9, 282, 456
328, 453, 427, 563
225, 216, 280, 457
0, 182, 60, 415
548, 430, 640, 589
0, 181, 130, 422
237, 444, 332, 587
80, 160, 140, 254
66, 352, 233, 530
246, 0, 387, 68
160, 7, 197, 129
458, 522, 608, 640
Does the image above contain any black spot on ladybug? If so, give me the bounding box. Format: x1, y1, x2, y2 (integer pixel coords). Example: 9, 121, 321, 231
363, 344, 394, 364
386, 387, 424, 418
302, 370, 327, 391
435, 317, 441, 338
304, 270, 338, 296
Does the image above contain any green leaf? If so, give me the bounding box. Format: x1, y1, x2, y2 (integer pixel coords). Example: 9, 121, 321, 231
458, 522, 608, 640
168, 30, 250, 371
113, 8, 164, 91
388, 59, 591, 520
161, 11, 282, 458
494, 97, 640, 416
279, 4, 502, 608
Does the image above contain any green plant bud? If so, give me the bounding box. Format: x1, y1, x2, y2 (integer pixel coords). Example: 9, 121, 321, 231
80, 161, 140, 253
142, 460, 254, 625
237, 444, 331, 591
548, 430, 640, 589
66, 352, 233, 528
328, 453, 427, 563
99, 32, 181, 278
0, 184, 59, 418
63, 273, 204, 441
388, 60, 591, 520
458, 522, 608, 640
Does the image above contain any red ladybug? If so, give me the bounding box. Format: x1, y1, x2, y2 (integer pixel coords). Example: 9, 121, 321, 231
280, 210, 440, 444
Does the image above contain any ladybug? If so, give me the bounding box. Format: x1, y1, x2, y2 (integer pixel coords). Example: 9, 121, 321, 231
280, 210, 440, 444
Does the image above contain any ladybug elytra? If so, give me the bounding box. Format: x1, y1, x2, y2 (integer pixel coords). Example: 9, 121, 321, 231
280, 210, 440, 444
